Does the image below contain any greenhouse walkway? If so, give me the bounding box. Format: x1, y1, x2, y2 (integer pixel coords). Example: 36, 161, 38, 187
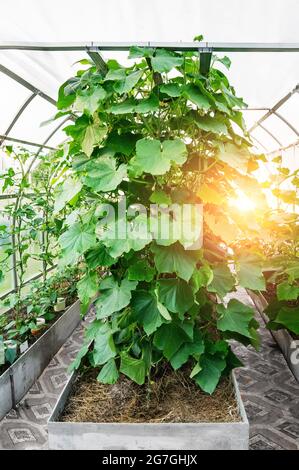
0, 289, 298, 450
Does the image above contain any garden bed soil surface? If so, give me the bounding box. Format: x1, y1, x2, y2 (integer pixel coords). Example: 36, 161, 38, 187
61, 366, 240, 424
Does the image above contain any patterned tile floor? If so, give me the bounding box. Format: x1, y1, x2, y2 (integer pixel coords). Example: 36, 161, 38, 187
0, 290, 298, 450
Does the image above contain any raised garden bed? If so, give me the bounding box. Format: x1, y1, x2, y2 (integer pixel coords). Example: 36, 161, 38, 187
247, 289, 299, 382
0, 299, 80, 420
48, 369, 249, 450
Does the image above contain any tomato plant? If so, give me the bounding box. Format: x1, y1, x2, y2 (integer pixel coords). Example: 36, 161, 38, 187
0, 265, 81, 369
247, 155, 299, 337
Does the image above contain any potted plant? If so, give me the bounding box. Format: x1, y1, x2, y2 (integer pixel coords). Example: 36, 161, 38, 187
0, 146, 88, 418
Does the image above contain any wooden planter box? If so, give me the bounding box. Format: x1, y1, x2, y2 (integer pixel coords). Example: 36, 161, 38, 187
247, 289, 299, 383
0, 299, 81, 421
48, 371, 249, 450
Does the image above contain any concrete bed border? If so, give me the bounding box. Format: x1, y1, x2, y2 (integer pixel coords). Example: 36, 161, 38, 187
48, 370, 249, 450
247, 289, 299, 383
0, 299, 81, 421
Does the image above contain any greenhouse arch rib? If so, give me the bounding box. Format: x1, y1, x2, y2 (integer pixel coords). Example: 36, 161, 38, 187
0, 62, 59, 151
257, 123, 283, 147
0, 62, 75, 152
0, 135, 56, 150
0, 92, 36, 146
0, 63, 55, 105
0, 41, 299, 154
248, 84, 299, 151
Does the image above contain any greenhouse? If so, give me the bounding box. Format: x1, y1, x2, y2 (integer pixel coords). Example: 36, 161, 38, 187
0, 0, 299, 454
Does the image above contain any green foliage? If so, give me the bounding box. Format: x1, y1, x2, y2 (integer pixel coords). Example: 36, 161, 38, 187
236, 255, 266, 291
133, 138, 187, 176
157, 278, 194, 314
96, 276, 137, 318
274, 307, 299, 335
239, 155, 299, 336
83, 156, 127, 192
0, 148, 71, 320
207, 264, 235, 298
54, 177, 82, 214
277, 281, 299, 301
59, 222, 96, 264
216, 299, 257, 343
120, 352, 146, 385
0, 267, 81, 368
97, 358, 119, 384
56, 47, 262, 394
131, 290, 166, 335
152, 242, 199, 281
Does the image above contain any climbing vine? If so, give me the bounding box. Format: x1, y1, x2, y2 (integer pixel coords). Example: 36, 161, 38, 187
54, 46, 266, 393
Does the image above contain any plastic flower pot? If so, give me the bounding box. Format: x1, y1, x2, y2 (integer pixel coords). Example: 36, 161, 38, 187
54, 297, 66, 312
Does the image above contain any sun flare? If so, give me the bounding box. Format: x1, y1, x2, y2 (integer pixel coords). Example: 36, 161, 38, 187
229, 190, 256, 212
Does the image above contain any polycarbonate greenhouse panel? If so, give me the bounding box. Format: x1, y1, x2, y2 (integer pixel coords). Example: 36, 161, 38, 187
242, 110, 267, 131
251, 126, 281, 153
263, 114, 297, 147
8, 96, 64, 144
0, 74, 30, 133
278, 93, 299, 136
281, 146, 299, 175
46, 126, 68, 147
0, 49, 86, 99
0, 1, 298, 160
0, 47, 298, 154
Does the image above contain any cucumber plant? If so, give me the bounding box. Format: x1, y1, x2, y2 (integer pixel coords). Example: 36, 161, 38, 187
54, 46, 265, 394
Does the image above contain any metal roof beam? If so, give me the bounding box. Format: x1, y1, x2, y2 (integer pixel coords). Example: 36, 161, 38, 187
1, 41, 299, 52
0, 92, 37, 146
241, 107, 270, 111
33, 116, 70, 158
249, 84, 299, 133
86, 48, 108, 75
0, 135, 56, 150
273, 111, 299, 137
266, 139, 299, 155
258, 123, 283, 147
0, 63, 56, 106
251, 136, 269, 152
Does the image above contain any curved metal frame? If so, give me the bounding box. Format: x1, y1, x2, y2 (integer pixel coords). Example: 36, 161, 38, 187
0, 62, 59, 153
35, 117, 70, 158
1, 40, 299, 299
248, 84, 299, 152
0, 42, 298, 155
273, 111, 299, 137
0, 63, 55, 105
266, 138, 299, 155
0, 116, 70, 297
0, 92, 37, 146
251, 136, 269, 152
0, 135, 56, 150
258, 123, 283, 147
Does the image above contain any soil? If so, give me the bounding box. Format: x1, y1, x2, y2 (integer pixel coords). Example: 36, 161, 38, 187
60, 366, 240, 424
